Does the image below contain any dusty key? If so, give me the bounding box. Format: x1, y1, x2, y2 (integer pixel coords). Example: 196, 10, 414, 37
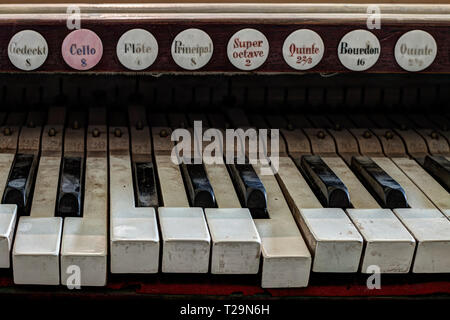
394, 208, 450, 273
299, 208, 363, 272
347, 209, 415, 273
0, 204, 17, 268
205, 208, 260, 274
159, 207, 210, 273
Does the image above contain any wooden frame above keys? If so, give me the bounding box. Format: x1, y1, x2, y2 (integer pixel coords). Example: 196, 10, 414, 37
1, 4, 450, 73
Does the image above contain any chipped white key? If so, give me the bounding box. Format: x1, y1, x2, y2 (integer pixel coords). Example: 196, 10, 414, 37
0, 205, 17, 268
13, 217, 63, 285
13, 156, 62, 285
203, 154, 261, 275
347, 209, 415, 273
394, 208, 450, 273
205, 208, 260, 274
299, 208, 363, 272
159, 207, 210, 273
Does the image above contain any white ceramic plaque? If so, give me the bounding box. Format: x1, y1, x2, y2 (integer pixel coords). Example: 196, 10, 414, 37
116, 29, 158, 71
8, 30, 48, 71
337, 29, 380, 71
394, 30, 437, 72
282, 29, 324, 70
171, 28, 213, 70
227, 28, 269, 71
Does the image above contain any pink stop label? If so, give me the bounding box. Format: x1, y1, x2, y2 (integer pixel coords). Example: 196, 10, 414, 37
61, 29, 103, 70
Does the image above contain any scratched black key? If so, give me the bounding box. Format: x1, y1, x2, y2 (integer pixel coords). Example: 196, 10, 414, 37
2, 153, 38, 215
181, 163, 216, 208
351, 156, 408, 209
56, 157, 83, 217
133, 161, 159, 207
299, 155, 350, 208
423, 155, 450, 191
228, 162, 268, 218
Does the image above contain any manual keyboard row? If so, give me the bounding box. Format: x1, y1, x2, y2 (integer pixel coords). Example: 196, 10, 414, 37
0, 108, 449, 288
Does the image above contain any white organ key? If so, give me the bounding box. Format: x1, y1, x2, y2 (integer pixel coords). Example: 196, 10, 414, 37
110, 119, 159, 274
347, 209, 416, 273
13, 217, 62, 285
205, 208, 260, 274
253, 164, 311, 288
61, 115, 108, 286
0, 121, 19, 268
152, 127, 210, 273
276, 157, 363, 273
394, 208, 450, 273
13, 122, 63, 285
202, 126, 261, 274
0, 204, 17, 268
159, 207, 210, 273
391, 157, 450, 214
203, 141, 261, 274
110, 151, 159, 273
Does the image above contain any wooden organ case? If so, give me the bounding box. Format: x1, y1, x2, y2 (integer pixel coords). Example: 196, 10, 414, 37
0, 1, 449, 304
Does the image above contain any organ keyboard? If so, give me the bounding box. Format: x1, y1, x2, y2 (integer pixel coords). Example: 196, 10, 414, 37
0, 73, 448, 297
0, 1, 448, 306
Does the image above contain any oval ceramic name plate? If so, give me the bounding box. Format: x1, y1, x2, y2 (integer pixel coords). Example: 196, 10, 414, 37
117, 29, 159, 71
282, 29, 324, 70
62, 29, 103, 71
338, 29, 381, 71
8, 30, 48, 71
171, 28, 213, 71
227, 29, 269, 71
394, 30, 437, 72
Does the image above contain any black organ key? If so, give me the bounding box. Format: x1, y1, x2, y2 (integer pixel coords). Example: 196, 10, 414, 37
133, 161, 159, 207
181, 163, 216, 208
2, 153, 38, 215
57, 157, 84, 217
228, 162, 268, 218
423, 155, 450, 191
298, 155, 350, 208
351, 156, 408, 209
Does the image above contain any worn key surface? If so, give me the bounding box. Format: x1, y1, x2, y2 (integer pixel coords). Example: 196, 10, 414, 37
351, 156, 408, 208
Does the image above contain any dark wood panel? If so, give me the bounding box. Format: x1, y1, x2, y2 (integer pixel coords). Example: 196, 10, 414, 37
0, 18, 448, 73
